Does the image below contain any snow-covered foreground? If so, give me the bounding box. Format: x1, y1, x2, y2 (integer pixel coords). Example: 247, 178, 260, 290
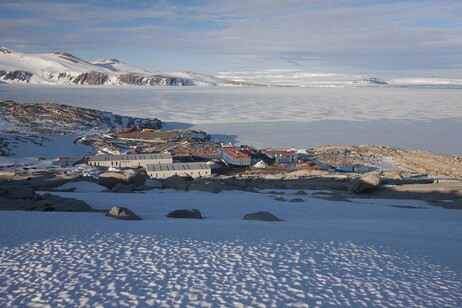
1, 84, 461, 155
1, 186, 461, 307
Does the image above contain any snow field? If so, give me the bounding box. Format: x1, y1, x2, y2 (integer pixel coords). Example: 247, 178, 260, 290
1, 235, 460, 307
1, 187, 461, 307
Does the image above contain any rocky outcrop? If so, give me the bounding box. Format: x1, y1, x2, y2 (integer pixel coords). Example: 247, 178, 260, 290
0, 47, 11, 54
54, 52, 88, 64
0, 101, 162, 135
348, 172, 381, 194
117, 74, 193, 86
0, 70, 33, 83
0, 189, 92, 212
72, 71, 109, 85
111, 183, 136, 193
40, 193, 92, 212
106, 206, 141, 220
162, 175, 194, 191
243, 211, 281, 222
361, 78, 388, 85
167, 208, 203, 219
98, 172, 148, 189
188, 181, 222, 193
144, 178, 163, 189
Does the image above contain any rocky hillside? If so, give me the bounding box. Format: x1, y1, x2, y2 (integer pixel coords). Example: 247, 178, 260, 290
313, 144, 462, 177
0, 100, 162, 135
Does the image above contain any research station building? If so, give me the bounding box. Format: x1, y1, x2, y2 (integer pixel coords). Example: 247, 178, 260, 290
87, 153, 173, 168
146, 162, 211, 179
217, 148, 251, 166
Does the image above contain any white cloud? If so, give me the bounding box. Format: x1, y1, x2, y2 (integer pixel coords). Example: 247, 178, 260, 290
0, 0, 461, 76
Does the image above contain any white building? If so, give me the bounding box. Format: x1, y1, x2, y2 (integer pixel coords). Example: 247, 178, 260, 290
217, 148, 251, 166
87, 153, 172, 168
146, 162, 211, 179
274, 152, 299, 163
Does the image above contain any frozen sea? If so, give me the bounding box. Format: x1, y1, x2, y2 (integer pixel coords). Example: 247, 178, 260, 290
1, 84, 461, 155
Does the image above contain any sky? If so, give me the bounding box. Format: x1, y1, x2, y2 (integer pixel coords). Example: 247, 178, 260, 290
0, 0, 461, 78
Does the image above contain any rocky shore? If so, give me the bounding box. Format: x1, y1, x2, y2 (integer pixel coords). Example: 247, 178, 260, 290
2, 168, 461, 212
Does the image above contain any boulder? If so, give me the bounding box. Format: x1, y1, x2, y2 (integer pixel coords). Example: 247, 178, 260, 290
295, 190, 308, 195
98, 172, 130, 188
144, 178, 163, 189
188, 181, 222, 193
128, 172, 148, 186
40, 193, 92, 212
162, 175, 193, 191
347, 172, 381, 194
134, 185, 154, 191
98, 171, 147, 189
243, 211, 281, 222
5, 187, 39, 200
289, 198, 304, 202
167, 208, 203, 219
106, 206, 141, 220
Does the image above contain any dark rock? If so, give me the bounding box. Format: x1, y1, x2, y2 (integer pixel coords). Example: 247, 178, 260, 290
111, 182, 135, 193
274, 196, 285, 202
1, 70, 33, 82
162, 175, 193, 191
243, 211, 281, 222
0, 197, 36, 211
268, 191, 285, 195
347, 172, 381, 194
40, 193, 92, 212
117, 74, 193, 86
128, 172, 148, 186
134, 185, 154, 191
289, 198, 304, 202
188, 181, 222, 193
295, 190, 308, 195
144, 178, 163, 189
98, 172, 130, 189
72, 71, 109, 85
1, 187, 39, 200
106, 206, 141, 220
167, 208, 203, 219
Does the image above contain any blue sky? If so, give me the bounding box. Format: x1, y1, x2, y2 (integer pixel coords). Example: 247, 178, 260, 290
1, 0, 461, 77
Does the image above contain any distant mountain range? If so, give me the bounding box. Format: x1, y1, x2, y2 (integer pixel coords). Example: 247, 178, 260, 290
1, 47, 461, 87
0, 47, 248, 86
216, 56, 391, 87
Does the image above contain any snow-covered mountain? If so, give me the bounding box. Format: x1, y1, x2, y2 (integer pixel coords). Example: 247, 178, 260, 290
0, 47, 233, 86
3, 47, 461, 87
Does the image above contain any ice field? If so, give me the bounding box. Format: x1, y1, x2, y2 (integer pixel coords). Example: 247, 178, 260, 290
1, 84, 461, 155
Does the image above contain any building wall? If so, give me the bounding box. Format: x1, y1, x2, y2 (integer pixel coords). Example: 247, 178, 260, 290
223, 153, 251, 166
147, 167, 211, 179
219, 150, 251, 166
275, 154, 298, 163
88, 155, 172, 168
88, 158, 171, 168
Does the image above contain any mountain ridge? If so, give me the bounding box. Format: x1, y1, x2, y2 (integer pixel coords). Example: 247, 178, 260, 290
0, 47, 243, 86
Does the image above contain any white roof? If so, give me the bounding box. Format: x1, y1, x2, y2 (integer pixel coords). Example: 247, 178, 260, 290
88, 153, 172, 162
146, 162, 210, 172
